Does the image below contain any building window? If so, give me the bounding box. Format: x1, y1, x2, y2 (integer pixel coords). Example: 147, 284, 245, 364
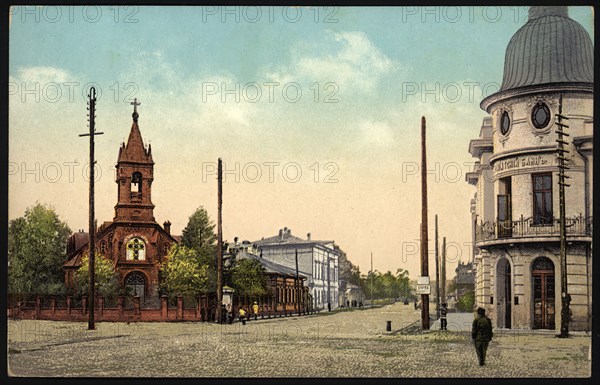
163, 243, 170, 254
100, 241, 107, 254
500, 111, 511, 135
531, 102, 551, 129
533, 173, 553, 225
497, 177, 512, 238
126, 237, 146, 260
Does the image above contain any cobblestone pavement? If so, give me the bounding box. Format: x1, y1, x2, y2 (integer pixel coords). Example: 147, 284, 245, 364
8, 303, 591, 377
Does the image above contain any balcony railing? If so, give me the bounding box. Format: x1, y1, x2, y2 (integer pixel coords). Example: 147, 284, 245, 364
476, 214, 592, 243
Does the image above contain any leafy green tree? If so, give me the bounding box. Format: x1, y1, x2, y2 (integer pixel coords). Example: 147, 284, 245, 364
457, 290, 475, 312
159, 245, 209, 297
8, 203, 71, 298
230, 258, 268, 297
75, 254, 120, 298
180, 207, 217, 291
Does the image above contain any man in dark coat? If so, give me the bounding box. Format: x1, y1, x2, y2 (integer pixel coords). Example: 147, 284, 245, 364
471, 307, 493, 366
440, 303, 448, 331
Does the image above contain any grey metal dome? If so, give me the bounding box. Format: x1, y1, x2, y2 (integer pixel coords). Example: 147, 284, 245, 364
500, 6, 593, 91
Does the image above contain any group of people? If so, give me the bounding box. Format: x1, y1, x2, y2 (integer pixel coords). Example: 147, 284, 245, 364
222, 301, 260, 325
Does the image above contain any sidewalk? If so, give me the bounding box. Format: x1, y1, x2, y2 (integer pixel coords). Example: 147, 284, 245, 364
430, 312, 473, 332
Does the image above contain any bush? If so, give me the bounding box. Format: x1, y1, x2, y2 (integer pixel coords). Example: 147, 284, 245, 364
456, 290, 475, 312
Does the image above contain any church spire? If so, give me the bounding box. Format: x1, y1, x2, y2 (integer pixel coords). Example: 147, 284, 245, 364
118, 98, 153, 164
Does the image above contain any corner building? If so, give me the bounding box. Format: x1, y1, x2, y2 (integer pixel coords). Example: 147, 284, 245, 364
466, 6, 593, 331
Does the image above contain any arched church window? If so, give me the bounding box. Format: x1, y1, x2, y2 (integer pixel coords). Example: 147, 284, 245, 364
163, 243, 170, 254
100, 241, 107, 254
126, 237, 146, 260
131, 172, 143, 194
531, 102, 551, 129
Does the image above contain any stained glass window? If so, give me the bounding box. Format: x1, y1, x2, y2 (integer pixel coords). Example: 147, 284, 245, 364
126, 238, 146, 260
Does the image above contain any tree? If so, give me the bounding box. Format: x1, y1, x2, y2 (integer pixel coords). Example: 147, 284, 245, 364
230, 258, 268, 298
8, 203, 71, 298
159, 245, 209, 297
180, 207, 217, 291
75, 254, 120, 298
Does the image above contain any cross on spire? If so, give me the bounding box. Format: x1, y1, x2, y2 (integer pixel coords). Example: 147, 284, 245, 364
131, 98, 141, 122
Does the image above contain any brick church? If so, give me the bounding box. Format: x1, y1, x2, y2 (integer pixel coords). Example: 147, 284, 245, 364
63, 101, 178, 306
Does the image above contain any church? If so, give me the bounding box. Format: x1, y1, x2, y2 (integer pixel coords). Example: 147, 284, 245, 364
466, 6, 593, 331
63, 101, 179, 307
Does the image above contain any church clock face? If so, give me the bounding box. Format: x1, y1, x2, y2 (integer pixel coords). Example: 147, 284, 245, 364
500, 111, 511, 135
531, 102, 551, 129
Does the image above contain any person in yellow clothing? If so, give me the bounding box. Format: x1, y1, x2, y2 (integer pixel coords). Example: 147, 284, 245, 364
238, 307, 246, 325
252, 301, 259, 320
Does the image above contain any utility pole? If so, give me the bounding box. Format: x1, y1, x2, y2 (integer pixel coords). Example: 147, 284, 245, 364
556, 94, 571, 338
435, 214, 440, 320
216, 158, 223, 323
420, 116, 430, 330
370, 251, 374, 306
441, 237, 447, 306
295, 249, 301, 315
79, 87, 103, 330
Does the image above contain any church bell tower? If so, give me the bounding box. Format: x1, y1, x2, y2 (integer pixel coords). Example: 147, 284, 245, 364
114, 99, 156, 223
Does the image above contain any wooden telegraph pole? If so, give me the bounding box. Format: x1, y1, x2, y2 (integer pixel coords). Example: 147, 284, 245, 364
216, 158, 223, 323
441, 237, 447, 306
295, 249, 301, 315
435, 214, 440, 319
79, 87, 103, 330
370, 252, 374, 306
555, 94, 571, 338
420, 116, 430, 330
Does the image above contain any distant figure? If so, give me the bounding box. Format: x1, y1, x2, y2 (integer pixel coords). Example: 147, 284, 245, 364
440, 303, 448, 330
239, 307, 247, 325
252, 301, 259, 320
346, 300, 350, 308
414, 298, 418, 310
471, 307, 493, 366
220, 305, 227, 324
327, 302, 332, 312
225, 303, 232, 324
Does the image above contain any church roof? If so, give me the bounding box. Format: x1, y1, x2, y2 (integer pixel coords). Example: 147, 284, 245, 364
500, 6, 593, 92
118, 122, 154, 164
118, 101, 153, 164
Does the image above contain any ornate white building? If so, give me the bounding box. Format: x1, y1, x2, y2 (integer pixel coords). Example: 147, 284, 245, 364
466, 6, 593, 330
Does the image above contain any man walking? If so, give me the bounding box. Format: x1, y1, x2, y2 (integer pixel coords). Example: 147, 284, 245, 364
471, 307, 493, 366
252, 301, 259, 320
440, 303, 448, 331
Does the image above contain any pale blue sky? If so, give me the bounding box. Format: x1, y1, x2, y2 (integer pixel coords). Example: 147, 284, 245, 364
9, 6, 594, 278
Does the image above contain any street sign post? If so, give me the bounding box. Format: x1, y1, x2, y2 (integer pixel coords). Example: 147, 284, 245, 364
417, 276, 431, 295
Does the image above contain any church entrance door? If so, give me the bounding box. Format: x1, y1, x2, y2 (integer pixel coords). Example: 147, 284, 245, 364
126, 272, 146, 304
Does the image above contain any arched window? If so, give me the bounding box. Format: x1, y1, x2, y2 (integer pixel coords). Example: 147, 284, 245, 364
163, 243, 170, 254
125, 272, 146, 301
126, 237, 146, 260
131, 172, 143, 194
100, 241, 107, 254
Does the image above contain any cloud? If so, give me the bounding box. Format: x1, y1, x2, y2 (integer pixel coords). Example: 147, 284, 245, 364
359, 119, 395, 147
263, 30, 397, 94
14, 66, 73, 84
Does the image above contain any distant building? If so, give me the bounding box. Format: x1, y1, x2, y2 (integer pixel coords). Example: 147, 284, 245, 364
225, 240, 310, 313
454, 262, 475, 300
254, 228, 340, 309
466, 6, 593, 330
63, 104, 178, 306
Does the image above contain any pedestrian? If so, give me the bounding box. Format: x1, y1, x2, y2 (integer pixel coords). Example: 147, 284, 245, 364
225, 303, 232, 324
220, 304, 227, 324
327, 302, 331, 312
252, 301, 259, 320
346, 300, 350, 308
414, 298, 418, 310
440, 303, 448, 330
471, 307, 493, 366
239, 307, 247, 325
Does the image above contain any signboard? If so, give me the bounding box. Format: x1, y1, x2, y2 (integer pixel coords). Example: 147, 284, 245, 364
416, 276, 431, 295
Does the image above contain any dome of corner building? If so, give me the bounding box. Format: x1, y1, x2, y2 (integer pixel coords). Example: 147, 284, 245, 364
500, 6, 594, 91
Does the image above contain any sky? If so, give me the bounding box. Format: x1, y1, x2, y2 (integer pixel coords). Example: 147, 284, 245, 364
8, 5, 594, 280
